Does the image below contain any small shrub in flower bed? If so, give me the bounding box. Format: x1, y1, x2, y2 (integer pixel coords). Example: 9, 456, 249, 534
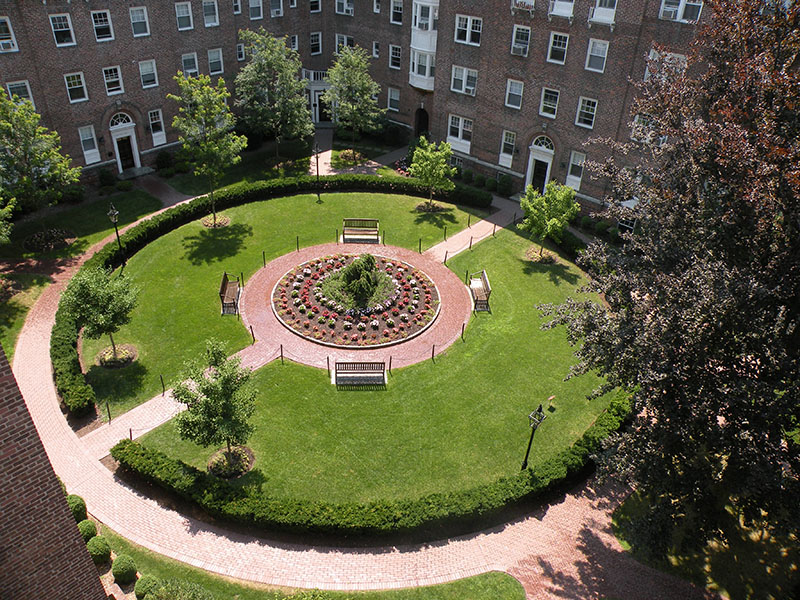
273, 254, 439, 347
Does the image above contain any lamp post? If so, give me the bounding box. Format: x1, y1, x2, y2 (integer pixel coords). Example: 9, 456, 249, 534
313, 142, 321, 202
107, 202, 125, 266
521, 403, 548, 471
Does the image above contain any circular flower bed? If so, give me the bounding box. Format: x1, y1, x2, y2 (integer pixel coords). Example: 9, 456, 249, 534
23, 228, 76, 252
272, 253, 440, 347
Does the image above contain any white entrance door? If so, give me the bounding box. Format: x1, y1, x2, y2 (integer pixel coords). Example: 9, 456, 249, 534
109, 113, 141, 173
525, 136, 555, 193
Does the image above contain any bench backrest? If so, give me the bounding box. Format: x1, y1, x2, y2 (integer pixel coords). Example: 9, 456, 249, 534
480, 270, 491, 296
335, 361, 385, 373
219, 272, 239, 300
342, 218, 379, 229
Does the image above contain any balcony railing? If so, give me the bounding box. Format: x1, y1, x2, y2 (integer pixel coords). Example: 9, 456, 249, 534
511, 0, 535, 14
302, 69, 328, 82
548, 0, 574, 21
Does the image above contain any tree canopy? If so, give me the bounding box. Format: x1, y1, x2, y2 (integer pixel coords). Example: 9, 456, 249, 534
519, 181, 579, 257
409, 137, 456, 207
542, 0, 800, 558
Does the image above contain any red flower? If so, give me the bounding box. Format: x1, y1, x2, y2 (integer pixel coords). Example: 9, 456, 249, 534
383, 329, 390, 336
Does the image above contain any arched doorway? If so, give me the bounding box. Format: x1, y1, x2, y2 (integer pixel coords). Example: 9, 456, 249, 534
109, 112, 141, 173
525, 135, 554, 194
414, 108, 429, 137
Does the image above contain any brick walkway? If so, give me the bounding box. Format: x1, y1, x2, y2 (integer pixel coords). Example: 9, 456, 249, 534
9, 181, 714, 599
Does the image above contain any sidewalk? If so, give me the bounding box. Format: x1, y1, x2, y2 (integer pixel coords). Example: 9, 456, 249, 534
309, 127, 408, 177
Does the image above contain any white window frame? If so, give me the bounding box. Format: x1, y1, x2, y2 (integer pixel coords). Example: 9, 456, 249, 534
91, 10, 115, 42
632, 114, 668, 146
389, 44, 402, 69
310, 0, 321, 13
511, 25, 530, 57
413, 2, 431, 30
237, 43, 246, 61
454, 14, 482, 46
499, 130, 515, 168
175, 2, 194, 30
539, 87, 559, 118
505, 79, 523, 109
566, 150, 585, 190
450, 65, 477, 96
129, 7, 150, 37
138, 60, 158, 88
585, 38, 608, 73
336, 0, 354, 15
6, 80, 33, 108
208, 48, 224, 74
446, 114, 473, 154
659, 0, 702, 22
234, 0, 242, 14
547, 32, 569, 64
390, 0, 403, 24
289, 35, 298, 50
64, 72, 88, 103
79, 125, 101, 164
411, 50, 435, 78
271, 0, 284, 17
203, 0, 220, 26
335, 33, 354, 52
645, 49, 687, 81
0, 17, 18, 52
387, 87, 400, 111
372, 41, 380, 57
148, 109, 167, 146
310, 31, 322, 55
103, 66, 124, 96
575, 96, 598, 129
182, 52, 199, 77
50, 14, 76, 47
290, 0, 297, 7
250, 0, 264, 19
374, 0, 381, 12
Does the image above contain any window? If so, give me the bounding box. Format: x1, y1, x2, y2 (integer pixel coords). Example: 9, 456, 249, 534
310, 0, 321, 12
250, 0, 263, 19
566, 151, 585, 190
447, 114, 473, 153
234, 0, 242, 14
374, 0, 381, 12
335, 34, 354, 51
659, 0, 702, 22
632, 114, 668, 146
149, 109, 166, 146
139, 60, 158, 88
175, 3, 194, 30
208, 48, 223, 74
0, 17, 18, 52
203, 1, 219, 26
289, 35, 298, 50
505, 79, 523, 109
182, 53, 199, 77
6, 81, 33, 108
103, 66, 124, 95
411, 50, 435, 77
237, 43, 246, 60
387, 87, 400, 111
91, 10, 114, 41
645, 49, 687, 81
271, 0, 284, 17
372, 41, 380, 57
290, 0, 297, 7
455, 15, 482, 45
450, 66, 477, 95
499, 130, 516, 167
576, 97, 598, 128
78, 126, 100, 164
585, 39, 608, 72
336, 0, 354, 15
511, 25, 530, 56
548, 32, 569, 64
540, 87, 559, 118
64, 72, 87, 103
413, 2, 431, 30
310, 31, 322, 55
130, 7, 150, 37
590, 0, 617, 24
549, 0, 574, 18
50, 14, 75, 47
389, 44, 401, 69
391, 0, 403, 24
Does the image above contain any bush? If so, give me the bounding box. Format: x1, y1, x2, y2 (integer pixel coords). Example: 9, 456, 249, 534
66, 494, 87, 522
554, 229, 587, 260
473, 173, 486, 188
608, 226, 620, 244
62, 184, 85, 205
452, 166, 462, 180
485, 177, 497, 192
580, 215, 594, 230
116, 180, 134, 192
143, 579, 214, 600
159, 167, 175, 179
595, 219, 611, 235
58, 476, 67, 495
112, 554, 138, 585
86, 535, 111, 564
77, 519, 97, 542
175, 161, 191, 174
155, 151, 174, 171
99, 185, 116, 196
135, 575, 160, 600
497, 175, 513, 197
462, 169, 473, 184
98, 168, 117, 187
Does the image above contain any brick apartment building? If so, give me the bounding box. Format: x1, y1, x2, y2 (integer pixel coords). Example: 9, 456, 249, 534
0, 0, 700, 206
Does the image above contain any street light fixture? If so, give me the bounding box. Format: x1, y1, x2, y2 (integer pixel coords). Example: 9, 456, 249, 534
520, 401, 549, 471
107, 202, 125, 266
313, 142, 321, 202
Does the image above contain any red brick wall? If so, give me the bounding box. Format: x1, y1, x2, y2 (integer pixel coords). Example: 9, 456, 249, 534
0, 345, 106, 600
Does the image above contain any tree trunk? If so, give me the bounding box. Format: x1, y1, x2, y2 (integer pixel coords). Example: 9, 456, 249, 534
226, 439, 232, 462
539, 241, 545, 257
209, 179, 216, 227
275, 136, 280, 160
109, 332, 117, 358
352, 126, 357, 165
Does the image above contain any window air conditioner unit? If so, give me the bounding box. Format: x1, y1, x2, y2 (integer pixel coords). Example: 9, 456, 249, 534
271, 9, 283, 16
511, 44, 528, 56
660, 7, 678, 19
344, 7, 354, 14
465, 86, 475, 96
0, 41, 14, 51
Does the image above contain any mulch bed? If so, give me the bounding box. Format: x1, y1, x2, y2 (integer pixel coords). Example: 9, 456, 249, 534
22, 228, 76, 253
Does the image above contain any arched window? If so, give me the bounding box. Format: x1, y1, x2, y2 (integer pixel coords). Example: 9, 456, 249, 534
109, 112, 133, 128
532, 135, 554, 151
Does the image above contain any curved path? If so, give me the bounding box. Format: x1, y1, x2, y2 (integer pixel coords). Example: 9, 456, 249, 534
10, 185, 712, 599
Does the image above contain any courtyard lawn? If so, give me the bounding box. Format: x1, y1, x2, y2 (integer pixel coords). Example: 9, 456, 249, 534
0, 273, 49, 362
82, 193, 489, 417
140, 228, 611, 503
102, 526, 526, 600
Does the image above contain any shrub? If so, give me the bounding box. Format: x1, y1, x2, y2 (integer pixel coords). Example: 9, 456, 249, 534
98, 168, 117, 187
485, 177, 497, 192
62, 184, 85, 205
580, 215, 594, 230
473, 173, 486, 188
142, 579, 214, 600
155, 151, 174, 171
497, 175, 513, 197
116, 180, 134, 192
608, 226, 621, 244
86, 535, 111, 564
554, 229, 587, 260
452, 166, 462, 180
135, 575, 160, 600
462, 169, 473, 184
159, 167, 175, 179
77, 519, 97, 542
175, 161, 191, 174
58, 476, 67, 495
66, 494, 87, 522
595, 219, 611, 235
112, 554, 138, 585
99, 185, 116, 196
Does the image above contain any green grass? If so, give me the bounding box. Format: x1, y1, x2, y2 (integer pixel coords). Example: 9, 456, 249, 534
140, 228, 610, 503
0, 190, 163, 260
102, 525, 525, 600
332, 138, 399, 160
612, 492, 800, 599
376, 166, 405, 179
82, 193, 489, 417
0, 273, 50, 362
330, 149, 370, 170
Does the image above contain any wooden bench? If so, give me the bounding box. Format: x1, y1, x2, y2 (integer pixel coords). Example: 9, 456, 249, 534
469, 270, 492, 312
334, 361, 386, 386
342, 218, 380, 244
219, 272, 241, 315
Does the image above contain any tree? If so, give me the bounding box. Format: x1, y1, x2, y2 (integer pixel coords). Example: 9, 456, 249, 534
168, 74, 247, 227
0, 196, 14, 245
322, 46, 384, 161
235, 28, 314, 159
0, 94, 81, 213
408, 137, 456, 209
518, 181, 579, 258
173, 339, 256, 459
541, 0, 800, 558
60, 268, 139, 359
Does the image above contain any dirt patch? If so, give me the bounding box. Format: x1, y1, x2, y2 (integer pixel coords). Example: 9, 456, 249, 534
22, 228, 77, 253
207, 445, 255, 479
96, 344, 138, 369
415, 201, 446, 213
525, 245, 558, 265
201, 215, 231, 228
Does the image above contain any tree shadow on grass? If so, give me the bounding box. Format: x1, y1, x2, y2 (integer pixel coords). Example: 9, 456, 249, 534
413, 206, 458, 227
181, 223, 253, 266
85, 360, 149, 417
516, 256, 582, 286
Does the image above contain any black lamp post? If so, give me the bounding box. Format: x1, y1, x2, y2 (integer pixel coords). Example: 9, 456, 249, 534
521, 403, 547, 471
107, 202, 125, 266
313, 142, 321, 202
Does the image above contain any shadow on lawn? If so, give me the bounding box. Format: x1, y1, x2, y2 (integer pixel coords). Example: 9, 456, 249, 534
516, 256, 582, 286
413, 206, 458, 228
86, 360, 149, 415
181, 223, 253, 266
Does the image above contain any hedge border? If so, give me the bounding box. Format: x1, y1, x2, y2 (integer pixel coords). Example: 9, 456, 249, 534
51, 175, 492, 415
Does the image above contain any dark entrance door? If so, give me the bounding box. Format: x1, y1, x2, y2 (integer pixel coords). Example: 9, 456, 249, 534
318, 94, 331, 122
531, 159, 549, 194
117, 136, 135, 170
414, 108, 429, 137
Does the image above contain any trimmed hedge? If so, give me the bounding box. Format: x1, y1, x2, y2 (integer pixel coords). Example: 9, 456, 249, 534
112, 554, 138, 585
77, 519, 97, 542
135, 575, 161, 600
87, 535, 111, 564
52, 175, 490, 416
66, 494, 87, 522
111, 391, 630, 536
